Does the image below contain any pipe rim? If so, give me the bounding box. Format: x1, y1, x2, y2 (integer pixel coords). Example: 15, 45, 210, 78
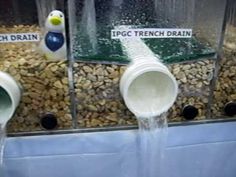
120, 62, 178, 118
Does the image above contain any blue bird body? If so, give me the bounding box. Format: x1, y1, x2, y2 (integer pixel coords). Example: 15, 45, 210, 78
45, 32, 64, 52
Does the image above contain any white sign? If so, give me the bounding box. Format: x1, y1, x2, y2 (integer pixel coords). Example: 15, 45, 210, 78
0, 33, 40, 43
111, 28, 192, 39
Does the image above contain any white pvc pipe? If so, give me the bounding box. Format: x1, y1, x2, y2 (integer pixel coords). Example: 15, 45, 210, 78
0, 72, 21, 126
120, 38, 178, 118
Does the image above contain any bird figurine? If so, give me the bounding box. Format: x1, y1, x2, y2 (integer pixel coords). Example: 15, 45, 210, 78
40, 10, 66, 60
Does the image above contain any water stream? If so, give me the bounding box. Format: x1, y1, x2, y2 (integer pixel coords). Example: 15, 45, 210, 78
137, 114, 167, 177
0, 125, 6, 176
81, 0, 98, 54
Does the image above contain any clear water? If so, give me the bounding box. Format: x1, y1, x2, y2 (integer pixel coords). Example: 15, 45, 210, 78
136, 114, 167, 177
0, 125, 6, 176
81, 0, 98, 54
36, 0, 57, 28
227, 0, 236, 26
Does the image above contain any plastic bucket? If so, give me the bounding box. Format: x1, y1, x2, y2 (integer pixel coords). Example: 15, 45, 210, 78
120, 39, 178, 118
0, 72, 21, 125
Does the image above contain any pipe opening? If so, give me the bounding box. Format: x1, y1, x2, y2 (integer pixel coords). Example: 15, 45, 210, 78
119, 37, 178, 118
40, 113, 58, 130
182, 105, 198, 120
224, 102, 236, 117
126, 70, 177, 117
0, 86, 13, 121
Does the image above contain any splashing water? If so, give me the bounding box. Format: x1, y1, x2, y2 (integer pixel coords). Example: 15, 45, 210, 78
36, 0, 57, 28
0, 124, 6, 176
81, 0, 98, 54
136, 114, 167, 177
120, 114, 167, 177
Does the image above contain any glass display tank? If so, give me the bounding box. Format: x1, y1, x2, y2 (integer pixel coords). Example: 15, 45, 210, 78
211, 0, 236, 119
68, 0, 227, 129
0, 0, 231, 134
1, 1, 236, 177
0, 0, 72, 133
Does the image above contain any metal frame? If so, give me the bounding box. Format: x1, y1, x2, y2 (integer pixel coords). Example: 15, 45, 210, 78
8, 117, 236, 137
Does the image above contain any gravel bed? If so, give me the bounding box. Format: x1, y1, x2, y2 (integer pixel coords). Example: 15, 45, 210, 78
73, 59, 214, 128
0, 25, 71, 132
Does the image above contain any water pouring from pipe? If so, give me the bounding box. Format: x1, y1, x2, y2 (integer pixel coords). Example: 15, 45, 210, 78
119, 36, 178, 177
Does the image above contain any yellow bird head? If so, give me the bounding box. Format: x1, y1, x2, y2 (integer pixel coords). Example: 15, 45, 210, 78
46, 10, 65, 32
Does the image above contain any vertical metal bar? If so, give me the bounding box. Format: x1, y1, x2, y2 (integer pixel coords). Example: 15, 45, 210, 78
206, 0, 229, 118
64, 0, 78, 129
